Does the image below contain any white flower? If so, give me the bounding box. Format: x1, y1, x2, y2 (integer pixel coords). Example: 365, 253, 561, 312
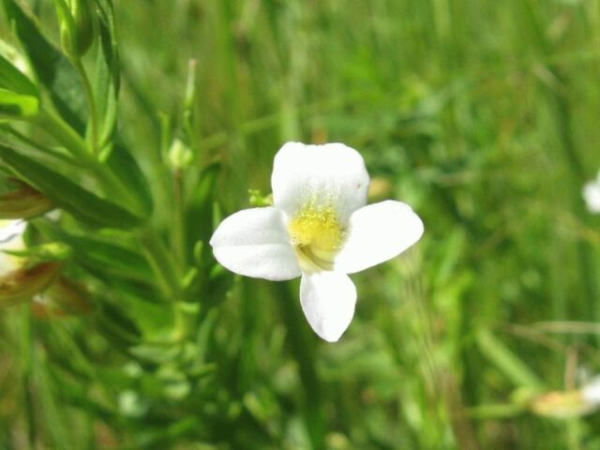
583, 172, 600, 214
210, 142, 424, 342
0, 219, 26, 277
582, 377, 600, 407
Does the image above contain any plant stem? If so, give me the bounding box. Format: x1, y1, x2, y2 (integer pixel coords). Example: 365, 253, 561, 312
546, 68, 598, 323
139, 229, 181, 300
466, 403, 524, 419
20, 304, 36, 450
274, 282, 325, 450
173, 168, 186, 271
567, 418, 582, 450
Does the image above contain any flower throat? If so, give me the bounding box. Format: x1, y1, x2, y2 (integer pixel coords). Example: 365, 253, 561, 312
287, 203, 344, 271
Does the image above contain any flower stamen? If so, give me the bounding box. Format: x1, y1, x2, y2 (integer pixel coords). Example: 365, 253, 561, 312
287, 203, 344, 272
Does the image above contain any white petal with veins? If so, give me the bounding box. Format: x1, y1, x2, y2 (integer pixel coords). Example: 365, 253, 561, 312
300, 271, 357, 342
334, 200, 424, 274
210, 207, 301, 281
271, 142, 369, 224
210, 142, 424, 342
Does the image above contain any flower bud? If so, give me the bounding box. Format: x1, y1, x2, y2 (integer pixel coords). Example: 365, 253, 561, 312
528, 390, 592, 419
0, 262, 61, 307
0, 179, 53, 220
528, 378, 600, 419
167, 139, 194, 171
57, 0, 96, 58
0, 220, 64, 307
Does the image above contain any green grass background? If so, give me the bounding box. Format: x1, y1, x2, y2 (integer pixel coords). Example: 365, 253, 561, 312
3, 0, 600, 448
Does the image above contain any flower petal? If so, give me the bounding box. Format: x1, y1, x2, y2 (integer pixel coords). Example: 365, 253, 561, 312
0, 220, 26, 277
0, 219, 26, 243
334, 200, 424, 274
583, 180, 600, 214
271, 142, 369, 224
210, 207, 301, 281
300, 271, 357, 342
583, 377, 600, 406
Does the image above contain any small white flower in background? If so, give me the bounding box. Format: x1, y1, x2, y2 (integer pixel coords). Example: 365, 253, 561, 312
581, 377, 600, 408
210, 142, 424, 342
0, 220, 26, 277
583, 172, 600, 214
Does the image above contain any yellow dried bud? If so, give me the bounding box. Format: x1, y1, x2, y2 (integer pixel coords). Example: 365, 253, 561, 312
529, 390, 594, 419
0, 180, 53, 220
0, 262, 61, 307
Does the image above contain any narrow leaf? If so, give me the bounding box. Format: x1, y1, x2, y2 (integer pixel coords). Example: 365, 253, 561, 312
2, 0, 87, 131
0, 88, 38, 118
477, 329, 543, 390
0, 144, 142, 229
37, 223, 154, 282
0, 52, 37, 95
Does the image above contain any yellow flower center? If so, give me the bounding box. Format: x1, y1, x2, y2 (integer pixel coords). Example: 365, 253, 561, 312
287, 203, 344, 272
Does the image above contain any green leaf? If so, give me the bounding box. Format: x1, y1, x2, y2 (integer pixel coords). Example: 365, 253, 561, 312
104, 143, 153, 216
0, 144, 142, 229
93, 47, 117, 151
129, 344, 181, 364
0, 87, 38, 118
8, 242, 71, 267
477, 329, 543, 390
0, 52, 37, 95
93, 0, 119, 149
2, 0, 87, 131
94, 0, 119, 91
186, 162, 221, 258
97, 301, 143, 346
37, 223, 154, 283
88, 0, 152, 215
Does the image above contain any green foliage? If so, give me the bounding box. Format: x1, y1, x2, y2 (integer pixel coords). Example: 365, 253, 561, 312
0, 144, 142, 228
1, 0, 600, 449
2, 0, 88, 129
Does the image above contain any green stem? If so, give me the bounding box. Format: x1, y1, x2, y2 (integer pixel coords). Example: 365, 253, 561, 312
466, 403, 524, 420
274, 282, 325, 450
567, 418, 582, 450
546, 68, 598, 323
20, 304, 36, 450
173, 168, 186, 270
139, 230, 181, 300
173, 301, 200, 341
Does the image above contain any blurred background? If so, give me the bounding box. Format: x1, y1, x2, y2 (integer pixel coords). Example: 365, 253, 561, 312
2, 0, 600, 448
